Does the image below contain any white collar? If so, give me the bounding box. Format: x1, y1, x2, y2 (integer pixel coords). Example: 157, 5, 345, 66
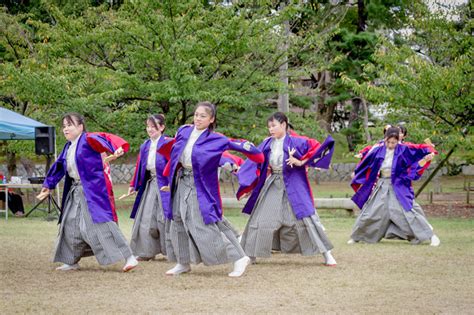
273, 135, 285, 143
150, 136, 161, 145
192, 127, 207, 136
70, 135, 81, 146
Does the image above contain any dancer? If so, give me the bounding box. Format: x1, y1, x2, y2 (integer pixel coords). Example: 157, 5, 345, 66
237, 112, 337, 266
349, 127, 440, 245
354, 124, 391, 161
396, 124, 436, 230
219, 151, 244, 177
128, 114, 173, 261
39, 113, 138, 271
161, 101, 264, 277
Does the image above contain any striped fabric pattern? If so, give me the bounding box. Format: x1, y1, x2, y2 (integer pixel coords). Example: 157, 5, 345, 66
130, 177, 166, 258
53, 183, 132, 265
240, 173, 333, 258
167, 169, 246, 266
351, 177, 434, 243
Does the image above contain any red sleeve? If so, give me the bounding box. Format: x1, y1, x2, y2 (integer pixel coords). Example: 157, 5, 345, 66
157, 138, 176, 160
300, 138, 321, 161
222, 151, 245, 167
162, 159, 172, 177
94, 132, 130, 153
87, 132, 130, 154
360, 145, 372, 155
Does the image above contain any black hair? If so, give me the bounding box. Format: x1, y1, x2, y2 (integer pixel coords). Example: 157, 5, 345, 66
383, 124, 392, 134
267, 112, 289, 130
397, 124, 407, 137
384, 126, 400, 141
147, 114, 166, 131
195, 101, 217, 131
62, 112, 86, 131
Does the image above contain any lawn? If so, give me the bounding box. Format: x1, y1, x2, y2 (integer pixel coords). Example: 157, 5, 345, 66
0, 204, 472, 313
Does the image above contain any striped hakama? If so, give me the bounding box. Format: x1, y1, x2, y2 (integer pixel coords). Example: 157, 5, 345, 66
240, 171, 333, 257
221, 216, 241, 239
167, 168, 246, 266
53, 182, 132, 265
351, 177, 434, 244
130, 177, 166, 258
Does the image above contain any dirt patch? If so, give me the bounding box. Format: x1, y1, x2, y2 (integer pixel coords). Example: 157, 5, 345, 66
422, 203, 473, 218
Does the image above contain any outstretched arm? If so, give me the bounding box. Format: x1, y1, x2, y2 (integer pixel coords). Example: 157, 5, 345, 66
227, 139, 264, 163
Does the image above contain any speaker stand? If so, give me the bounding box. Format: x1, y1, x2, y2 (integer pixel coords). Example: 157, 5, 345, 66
25, 193, 60, 221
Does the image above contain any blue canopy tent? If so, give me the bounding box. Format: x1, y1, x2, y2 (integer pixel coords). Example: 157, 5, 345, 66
0, 107, 47, 140
0, 107, 60, 220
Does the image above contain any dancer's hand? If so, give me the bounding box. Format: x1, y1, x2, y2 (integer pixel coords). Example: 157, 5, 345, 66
424, 153, 435, 162
36, 188, 50, 201
286, 147, 306, 168
160, 186, 170, 192
114, 147, 124, 157
241, 192, 251, 199
419, 152, 435, 166
118, 188, 136, 200
104, 147, 125, 163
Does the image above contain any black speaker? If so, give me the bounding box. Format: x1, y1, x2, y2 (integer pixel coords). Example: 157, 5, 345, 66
35, 126, 55, 155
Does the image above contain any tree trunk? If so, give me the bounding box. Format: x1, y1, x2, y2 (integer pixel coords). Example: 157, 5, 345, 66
317, 70, 335, 132
278, 3, 290, 113
6, 152, 17, 178
347, 98, 361, 151
310, 73, 319, 115
180, 101, 187, 125
20, 157, 35, 177
357, 0, 367, 33
361, 97, 371, 142
159, 100, 170, 114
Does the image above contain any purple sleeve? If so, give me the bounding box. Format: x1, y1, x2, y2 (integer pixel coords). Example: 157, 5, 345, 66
408, 161, 431, 181
304, 135, 335, 169
235, 140, 268, 199
350, 146, 378, 189
227, 139, 264, 163
42, 145, 68, 189
236, 159, 260, 197
402, 144, 434, 166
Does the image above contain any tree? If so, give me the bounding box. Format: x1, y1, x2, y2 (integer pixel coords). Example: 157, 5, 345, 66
343, 2, 473, 157
2, 0, 291, 150
0, 7, 61, 175
327, 1, 422, 148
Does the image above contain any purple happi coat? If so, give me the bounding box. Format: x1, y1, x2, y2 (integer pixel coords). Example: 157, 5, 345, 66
160, 125, 264, 225
237, 133, 335, 219
351, 142, 437, 211
43, 132, 129, 224
129, 136, 173, 218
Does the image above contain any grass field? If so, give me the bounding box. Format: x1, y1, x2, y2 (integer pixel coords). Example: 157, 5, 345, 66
1, 202, 473, 313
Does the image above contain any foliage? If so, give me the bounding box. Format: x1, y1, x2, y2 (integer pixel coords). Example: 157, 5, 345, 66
343, 2, 473, 157
1, 0, 288, 152
0, 0, 471, 165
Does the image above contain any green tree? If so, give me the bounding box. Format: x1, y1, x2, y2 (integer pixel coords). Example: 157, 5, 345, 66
343, 2, 473, 160
2, 0, 290, 151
